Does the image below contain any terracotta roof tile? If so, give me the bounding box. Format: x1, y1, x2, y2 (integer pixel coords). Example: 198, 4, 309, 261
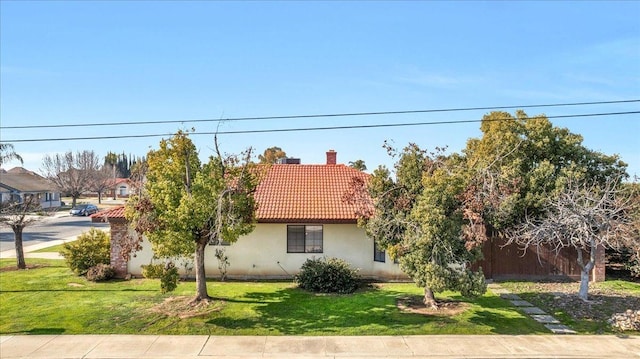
98, 164, 369, 223
255, 164, 368, 222
91, 206, 126, 222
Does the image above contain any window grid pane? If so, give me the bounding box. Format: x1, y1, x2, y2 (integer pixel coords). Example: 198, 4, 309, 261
305, 226, 323, 253
287, 225, 306, 253
374, 242, 385, 262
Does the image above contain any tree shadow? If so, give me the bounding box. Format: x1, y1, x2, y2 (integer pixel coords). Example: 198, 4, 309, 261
206, 286, 539, 335
6, 328, 66, 335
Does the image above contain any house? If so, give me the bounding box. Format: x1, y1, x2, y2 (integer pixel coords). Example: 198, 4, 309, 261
96, 150, 407, 280
107, 178, 132, 199
0, 167, 62, 209
95, 150, 606, 282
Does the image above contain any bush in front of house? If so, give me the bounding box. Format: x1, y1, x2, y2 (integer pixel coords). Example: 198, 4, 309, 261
60, 228, 110, 275
86, 264, 116, 282
141, 263, 164, 279
142, 261, 179, 293
295, 257, 361, 294
160, 261, 180, 294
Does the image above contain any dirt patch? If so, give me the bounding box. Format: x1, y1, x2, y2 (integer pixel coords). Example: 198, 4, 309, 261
0, 264, 46, 272
149, 296, 225, 319
503, 281, 640, 322
397, 295, 469, 316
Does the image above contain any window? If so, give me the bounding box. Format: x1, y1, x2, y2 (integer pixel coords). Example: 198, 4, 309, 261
287, 225, 323, 253
119, 186, 127, 196
209, 238, 230, 246
374, 241, 385, 262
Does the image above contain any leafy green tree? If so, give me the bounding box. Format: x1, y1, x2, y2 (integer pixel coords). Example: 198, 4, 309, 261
0, 143, 23, 166
125, 131, 258, 301
348, 143, 486, 309
348, 159, 367, 171
461, 111, 628, 300
258, 146, 286, 164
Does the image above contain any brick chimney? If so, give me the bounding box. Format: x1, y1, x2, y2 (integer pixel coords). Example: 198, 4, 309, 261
326, 150, 337, 165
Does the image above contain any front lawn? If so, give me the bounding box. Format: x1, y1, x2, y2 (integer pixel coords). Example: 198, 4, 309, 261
0, 259, 549, 335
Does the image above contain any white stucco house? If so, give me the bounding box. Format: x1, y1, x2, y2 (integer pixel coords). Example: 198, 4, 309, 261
95, 151, 407, 280
0, 167, 62, 209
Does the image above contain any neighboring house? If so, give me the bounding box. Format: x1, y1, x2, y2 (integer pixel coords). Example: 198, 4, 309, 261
0, 167, 62, 209
108, 178, 132, 199
95, 150, 407, 280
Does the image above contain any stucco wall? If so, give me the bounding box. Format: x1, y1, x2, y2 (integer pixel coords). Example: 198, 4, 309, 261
125, 223, 407, 280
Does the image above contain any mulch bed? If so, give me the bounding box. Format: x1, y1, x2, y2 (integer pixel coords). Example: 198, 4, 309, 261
503, 281, 640, 322
396, 295, 469, 316
0, 264, 47, 272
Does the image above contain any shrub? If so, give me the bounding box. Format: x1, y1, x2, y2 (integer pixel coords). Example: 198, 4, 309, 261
142, 261, 179, 293
86, 264, 116, 282
160, 261, 179, 294
295, 257, 360, 294
60, 228, 110, 275
141, 263, 163, 279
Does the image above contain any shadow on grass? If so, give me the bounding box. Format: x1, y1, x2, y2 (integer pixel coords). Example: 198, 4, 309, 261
1, 288, 157, 293
206, 285, 546, 335
7, 328, 66, 335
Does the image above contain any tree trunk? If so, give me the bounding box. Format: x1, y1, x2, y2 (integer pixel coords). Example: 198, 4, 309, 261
576, 246, 595, 302
423, 287, 439, 310
97, 191, 102, 204
193, 238, 210, 302
13, 226, 26, 270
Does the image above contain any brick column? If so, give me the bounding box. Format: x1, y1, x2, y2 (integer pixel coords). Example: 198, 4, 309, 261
109, 220, 129, 278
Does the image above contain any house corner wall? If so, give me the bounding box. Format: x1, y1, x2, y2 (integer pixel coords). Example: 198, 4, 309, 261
109, 221, 129, 278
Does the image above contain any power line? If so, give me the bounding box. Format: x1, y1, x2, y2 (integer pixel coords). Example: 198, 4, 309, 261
2, 111, 638, 143
1, 99, 638, 130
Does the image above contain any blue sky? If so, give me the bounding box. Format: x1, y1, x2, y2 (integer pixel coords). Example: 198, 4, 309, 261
1, 1, 639, 177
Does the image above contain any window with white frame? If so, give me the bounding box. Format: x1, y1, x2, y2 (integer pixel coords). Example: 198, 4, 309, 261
287, 225, 323, 253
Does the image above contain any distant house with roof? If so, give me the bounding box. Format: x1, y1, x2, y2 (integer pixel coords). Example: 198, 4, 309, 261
96, 150, 407, 280
0, 167, 62, 209
107, 178, 132, 199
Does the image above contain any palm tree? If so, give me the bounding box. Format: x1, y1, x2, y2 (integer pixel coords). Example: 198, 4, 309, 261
0, 144, 23, 166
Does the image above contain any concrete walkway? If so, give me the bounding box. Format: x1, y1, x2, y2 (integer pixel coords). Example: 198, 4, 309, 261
1, 334, 639, 358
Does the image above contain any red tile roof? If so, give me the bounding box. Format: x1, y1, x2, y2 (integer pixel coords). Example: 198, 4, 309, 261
255, 164, 368, 223
91, 206, 126, 222
97, 164, 369, 223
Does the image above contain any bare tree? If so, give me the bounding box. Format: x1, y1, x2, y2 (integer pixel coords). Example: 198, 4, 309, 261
41, 151, 102, 207
507, 177, 638, 301
0, 196, 41, 269
88, 165, 116, 204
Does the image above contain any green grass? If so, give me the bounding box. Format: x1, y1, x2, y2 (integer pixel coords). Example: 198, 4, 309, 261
0, 259, 549, 335
31, 244, 66, 253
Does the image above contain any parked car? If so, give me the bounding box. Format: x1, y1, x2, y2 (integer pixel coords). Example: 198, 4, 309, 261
69, 204, 98, 216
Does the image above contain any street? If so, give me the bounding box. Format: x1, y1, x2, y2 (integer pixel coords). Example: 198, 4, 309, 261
0, 213, 109, 253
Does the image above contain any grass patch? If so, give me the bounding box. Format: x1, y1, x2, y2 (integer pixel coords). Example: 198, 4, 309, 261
31, 244, 66, 253
0, 258, 548, 335
500, 280, 640, 334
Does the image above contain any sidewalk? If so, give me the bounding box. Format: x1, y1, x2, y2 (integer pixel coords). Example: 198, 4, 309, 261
1, 334, 639, 358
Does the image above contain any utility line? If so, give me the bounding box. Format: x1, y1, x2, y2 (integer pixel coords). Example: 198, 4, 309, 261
3, 111, 638, 143
1, 99, 638, 130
